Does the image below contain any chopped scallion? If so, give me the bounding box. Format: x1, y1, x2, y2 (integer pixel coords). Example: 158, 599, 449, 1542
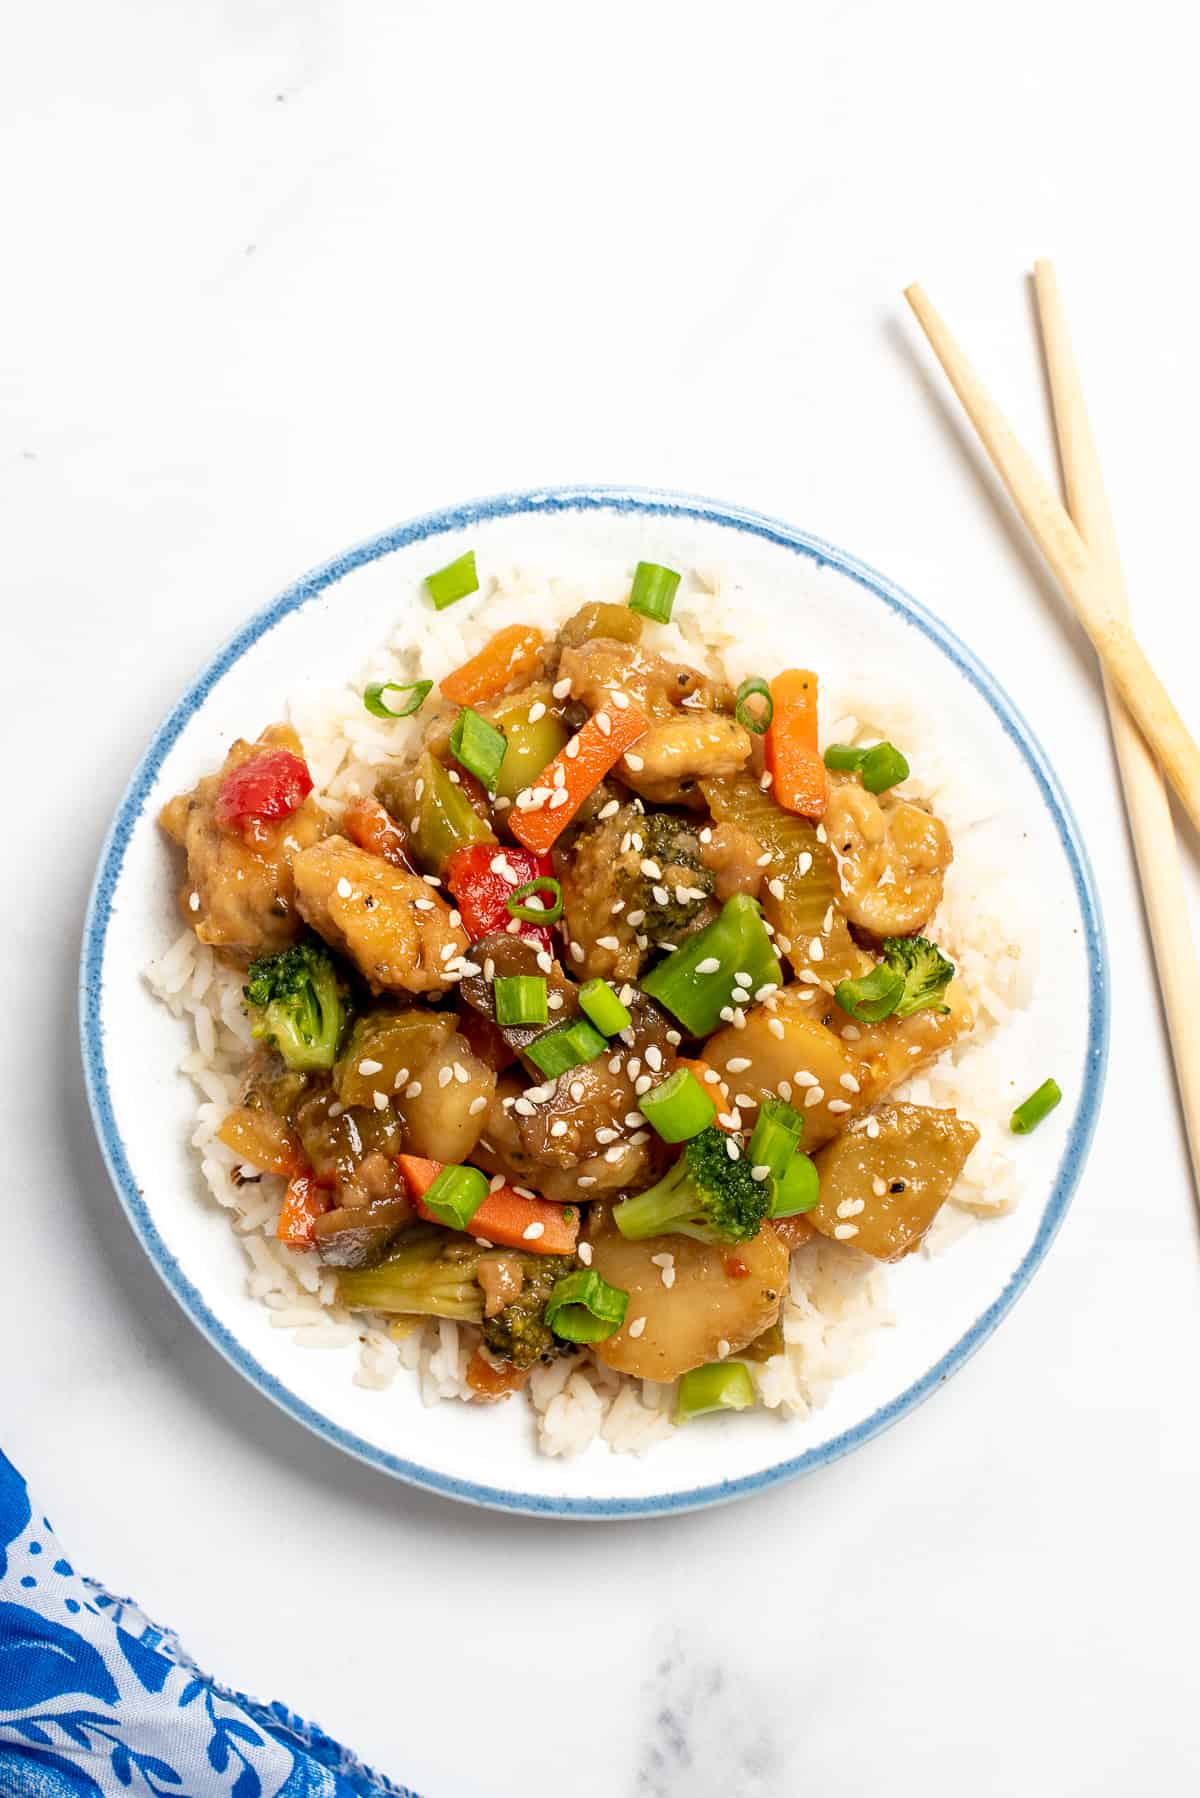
638, 1068, 717, 1143
420, 1163, 488, 1231
747, 1096, 805, 1179
641, 894, 781, 1037
426, 550, 479, 611
769, 1152, 820, 1217
1011, 1078, 1062, 1135
494, 975, 548, 1027
823, 743, 868, 772
628, 560, 681, 623
524, 1017, 608, 1080
675, 1360, 756, 1423
363, 679, 433, 719
544, 1269, 629, 1343
822, 739, 910, 793
578, 978, 633, 1036
449, 707, 507, 793
734, 675, 773, 736
507, 876, 563, 924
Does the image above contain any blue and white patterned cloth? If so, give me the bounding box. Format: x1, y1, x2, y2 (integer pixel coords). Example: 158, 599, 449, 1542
0, 1449, 418, 1798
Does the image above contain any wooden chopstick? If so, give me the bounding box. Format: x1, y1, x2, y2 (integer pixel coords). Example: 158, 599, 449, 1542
1033, 259, 1200, 1196
904, 282, 1200, 836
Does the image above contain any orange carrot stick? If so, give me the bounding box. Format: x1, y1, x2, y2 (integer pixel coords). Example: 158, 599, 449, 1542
440, 625, 545, 706
508, 703, 648, 855
396, 1154, 580, 1255
276, 1171, 327, 1249
765, 670, 827, 819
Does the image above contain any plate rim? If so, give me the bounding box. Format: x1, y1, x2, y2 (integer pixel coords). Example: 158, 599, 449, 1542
78, 483, 1109, 1519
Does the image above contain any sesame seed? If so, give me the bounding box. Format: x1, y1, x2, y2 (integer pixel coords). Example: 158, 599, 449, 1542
392, 1067, 410, 1089
827, 1098, 852, 1113
718, 1112, 739, 1129
608, 1055, 623, 1074
336, 878, 353, 899
719, 1005, 734, 1023
755, 851, 773, 867
404, 1081, 422, 1098
414, 778, 425, 802
440, 942, 457, 961
650, 1251, 674, 1267
815, 824, 827, 844
611, 690, 630, 709
619, 984, 637, 1005
628, 1316, 646, 1338
674, 884, 691, 904
626, 909, 646, 928
553, 676, 573, 699
732, 1010, 747, 1030
570, 1080, 585, 1101
595, 712, 612, 737
564, 736, 582, 762
549, 789, 571, 809
634, 1074, 653, 1095
527, 1084, 553, 1102
767, 878, 786, 900
804, 1087, 826, 1107
522, 1222, 546, 1241
528, 701, 546, 723
754, 984, 776, 1002
794, 1069, 818, 1087
423, 874, 442, 886
489, 1174, 506, 1192
578, 1241, 594, 1264
597, 798, 619, 818
699, 826, 713, 844
734, 1093, 755, 1109
537, 950, 553, 973
437, 1065, 453, 1088
548, 992, 564, 1010
696, 956, 721, 974
833, 1222, 859, 1240
841, 1024, 861, 1041
662, 1267, 676, 1288
823, 906, 834, 934
840, 1073, 860, 1092
610, 899, 625, 915
725, 1138, 740, 1161
569, 942, 585, 963
837, 1197, 866, 1218
630, 833, 644, 851
810, 938, 824, 961
358, 1058, 383, 1076
653, 885, 670, 906
595, 1126, 619, 1144
726, 1056, 752, 1073
453, 1062, 469, 1084
797, 852, 813, 876
760, 770, 773, 790
751, 1164, 771, 1181
550, 1120, 569, 1138
483, 957, 496, 980
776, 1080, 793, 1101
373, 1091, 388, 1110
597, 934, 620, 951
513, 1097, 536, 1116
604, 1145, 624, 1163
188, 891, 200, 912
414, 898, 435, 911
640, 859, 662, 880
767, 1018, 785, 1040
624, 1111, 642, 1127
468, 1096, 488, 1115
624, 751, 644, 770
717, 1338, 731, 1359
702, 1068, 721, 1085
645, 1044, 663, 1071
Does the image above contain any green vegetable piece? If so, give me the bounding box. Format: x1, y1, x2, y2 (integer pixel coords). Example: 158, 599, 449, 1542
675, 1360, 756, 1423
640, 894, 781, 1037
524, 1017, 608, 1080
487, 688, 568, 801
1011, 1077, 1062, 1135
494, 975, 548, 1028
734, 676, 773, 736
859, 741, 910, 793
638, 1068, 717, 1144
882, 935, 955, 1018
823, 743, 868, 772
363, 679, 433, 719
507, 877, 563, 924
481, 1252, 578, 1368
770, 1151, 820, 1217
628, 560, 682, 623
613, 1125, 772, 1245
449, 707, 507, 793
747, 1095, 806, 1179
835, 962, 906, 1023
544, 1269, 629, 1343
426, 550, 479, 611
243, 937, 350, 1072
578, 978, 633, 1036
420, 1163, 489, 1231
404, 752, 495, 874
336, 1224, 484, 1319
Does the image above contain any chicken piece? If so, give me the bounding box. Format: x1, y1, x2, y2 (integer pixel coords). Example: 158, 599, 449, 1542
158, 724, 325, 962
825, 771, 952, 940
810, 1103, 980, 1260
557, 807, 715, 981
472, 1075, 660, 1200
623, 715, 752, 808
703, 979, 972, 1151
700, 821, 766, 901
587, 1205, 790, 1381
557, 639, 732, 721
292, 835, 468, 996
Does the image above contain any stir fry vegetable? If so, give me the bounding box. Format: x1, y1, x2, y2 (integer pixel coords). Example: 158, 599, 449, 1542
509, 703, 649, 855
244, 938, 349, 1072
613, 1126, 773, 1245
440, 625, 544, 706
675, 1361, 756, 1422
641, 894, 780, 1037
764, 670, 826, 819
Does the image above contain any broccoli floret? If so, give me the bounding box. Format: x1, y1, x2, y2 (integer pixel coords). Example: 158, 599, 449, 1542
881, 935, 954, 1018
617, 810, 714, 942
244, 936, 350, 1072
336, 1225, 485, 1318
482, 1253, 577, 1369
612, 1127, 771, 1245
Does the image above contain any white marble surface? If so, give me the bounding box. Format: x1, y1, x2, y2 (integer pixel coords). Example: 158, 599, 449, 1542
4, 3, 1200, 1793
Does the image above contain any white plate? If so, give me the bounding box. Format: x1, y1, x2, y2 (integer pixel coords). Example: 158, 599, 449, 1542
80, 487, 1108, 1518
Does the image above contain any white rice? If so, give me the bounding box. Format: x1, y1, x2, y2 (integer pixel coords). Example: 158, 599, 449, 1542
144, 563, 1031, 1458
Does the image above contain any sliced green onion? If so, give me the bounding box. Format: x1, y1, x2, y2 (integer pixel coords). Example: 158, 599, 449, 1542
639, 1068, 717, 1144
507, 876, 563, 924
734, 676, 773, 736
545, 1269, 629, 1343
449, 707, 507, 793
823, 743, 867, 772
675, 1360, 756, 1423
770, 1151, 820, 1217
426, 550, 479, 611
747, 1095, 805, 1179
1011, 1078, 1062, 1135
641, 893, 781, 1037
859, 741, 910, 794
628, 560, 681, 623
363, 679, 433, 720
524, 1018, 608, 1080
834, 963, 905, 1023
420, 1163, 488, 1230
494, 976, 547, 1027
578, 978, 632, 1036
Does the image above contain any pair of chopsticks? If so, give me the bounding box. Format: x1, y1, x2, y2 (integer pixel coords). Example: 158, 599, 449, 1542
905, 265, 1200, 1200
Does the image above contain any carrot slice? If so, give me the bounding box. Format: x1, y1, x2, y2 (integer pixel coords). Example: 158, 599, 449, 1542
508, 703, 649, 855
276, 1171, 328, 1249
676, 1057, 737, 1132
440, 625, 545, 706
342, 796, 412, 869
764, 669, 827, 819
396, 1154, 580, 1255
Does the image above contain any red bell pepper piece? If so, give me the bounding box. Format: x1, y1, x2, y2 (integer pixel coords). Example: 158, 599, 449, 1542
216, 748, 313, 829
444, 843, 554, 949
276, 1170, 329, 1249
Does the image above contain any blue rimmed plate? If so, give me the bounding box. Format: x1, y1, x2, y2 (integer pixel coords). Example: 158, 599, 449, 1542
79, 487, 1107, 1518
